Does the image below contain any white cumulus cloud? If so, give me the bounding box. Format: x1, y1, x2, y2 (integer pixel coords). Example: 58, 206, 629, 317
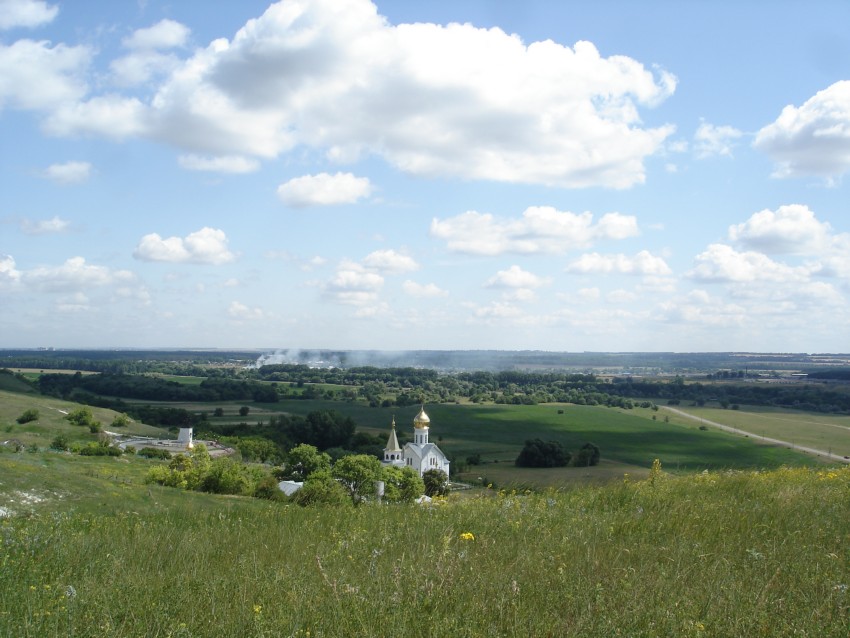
0, 254, 21, 288
754, 81, 850, 179
34, 0, 674, 188
277, 172, 372, 207
44, 94, 148, 139
178, 154, 260, 173
0, 0, 58, 30
687, 244, 810, 283
228, 301, 264, 320
325, 261, 384, 306
362, 249, 418, 273
0, 39, 89, 112
566, 250, 671, 275
485, 265, 547, 289
402, 280, 447, 298
123, 19, 190, 50
24, 256, 136, 292
110, 20, 191, 87
694, 121, 743, 159
43, 160, 91, 184
431, 206, 639, 256
728, 204, 833, 254
133, 227, 236, 265
20, 215, 70, 234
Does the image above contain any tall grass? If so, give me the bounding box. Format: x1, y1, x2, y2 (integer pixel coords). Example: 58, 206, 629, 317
3, 465, 849, 637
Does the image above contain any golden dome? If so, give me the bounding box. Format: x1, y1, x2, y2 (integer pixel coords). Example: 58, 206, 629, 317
413, 406, 430, 428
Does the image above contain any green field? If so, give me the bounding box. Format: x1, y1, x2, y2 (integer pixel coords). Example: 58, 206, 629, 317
268, 400, 820, 477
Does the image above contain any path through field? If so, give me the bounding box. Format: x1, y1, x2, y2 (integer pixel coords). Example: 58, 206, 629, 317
661, 406, 850, 464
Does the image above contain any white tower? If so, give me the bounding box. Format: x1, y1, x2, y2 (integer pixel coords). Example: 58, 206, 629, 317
383, 416, 403, 464
177, 427, 194, 449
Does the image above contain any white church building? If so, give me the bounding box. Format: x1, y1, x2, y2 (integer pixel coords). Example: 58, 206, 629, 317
383, 406, 450, 477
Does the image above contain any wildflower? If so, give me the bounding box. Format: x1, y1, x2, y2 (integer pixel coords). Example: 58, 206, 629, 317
253, 604, 262, 614
834, 584, 848, 593
459, 532, 475, 541
65, 585, 77, 599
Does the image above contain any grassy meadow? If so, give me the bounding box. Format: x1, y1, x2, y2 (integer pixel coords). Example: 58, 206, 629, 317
2, 456, 849, 637
2, 378, 850, 635
660, 404, 850, 459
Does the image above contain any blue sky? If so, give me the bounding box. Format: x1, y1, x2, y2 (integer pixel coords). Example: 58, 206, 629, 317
2, 0, 849, 352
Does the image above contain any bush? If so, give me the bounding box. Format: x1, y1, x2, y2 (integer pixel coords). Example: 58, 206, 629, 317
110, 413, 131, 428
254, 475, 287, 501
16, 409, 39, 424
80, 443, 122, 457
290, 470, 349, 506
138, 447, 172, 460
66, 407, 96, 427
50, 433, 69, 451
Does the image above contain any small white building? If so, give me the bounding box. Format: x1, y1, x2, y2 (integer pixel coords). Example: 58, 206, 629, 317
177, 427, 194, 449
383, 406, 450, 477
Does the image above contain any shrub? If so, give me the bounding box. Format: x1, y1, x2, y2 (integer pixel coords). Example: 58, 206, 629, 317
50, 433, 69, 451
254, 475, 287, 501
66, 407, 95, 426
290, 469, 349, 506
110, 413, 131, 428
16, 408, 39, 424
80, 443, 122, 456
138, 447, 172, 460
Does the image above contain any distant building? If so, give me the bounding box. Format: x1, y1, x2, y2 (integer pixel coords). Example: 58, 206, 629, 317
382, 406, 450, 477
177, 427, 194, 449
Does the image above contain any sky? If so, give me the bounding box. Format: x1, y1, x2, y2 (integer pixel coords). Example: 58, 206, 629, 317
1, 0, 850, 353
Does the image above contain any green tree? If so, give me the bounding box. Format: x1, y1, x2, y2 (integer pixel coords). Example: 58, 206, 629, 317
332, 454, 381, 506
515, 439, 570, 468
423, 469, 449, 497
285, 443, 331, 481
239, 406, 250, 417
575, 442, 601, 467
382, 465, 424, 503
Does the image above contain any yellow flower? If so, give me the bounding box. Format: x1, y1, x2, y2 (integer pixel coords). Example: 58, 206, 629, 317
459, 532, 475, 541
253, 604, 262, 614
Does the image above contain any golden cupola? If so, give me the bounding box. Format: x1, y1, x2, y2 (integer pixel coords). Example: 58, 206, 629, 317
413, 405, 430, 429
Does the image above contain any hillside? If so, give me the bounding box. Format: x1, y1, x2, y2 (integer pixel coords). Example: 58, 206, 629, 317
1, 452, 848, 636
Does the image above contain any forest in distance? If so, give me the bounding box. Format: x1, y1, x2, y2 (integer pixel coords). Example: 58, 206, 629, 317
5, 347, 850, 430
3, 347, 850, 375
